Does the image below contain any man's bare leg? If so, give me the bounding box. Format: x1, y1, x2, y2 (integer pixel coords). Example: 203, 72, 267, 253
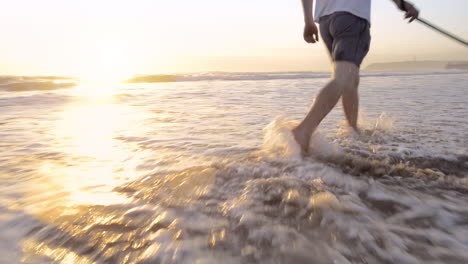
292, 61, 359, 152
342, 74, 360, 133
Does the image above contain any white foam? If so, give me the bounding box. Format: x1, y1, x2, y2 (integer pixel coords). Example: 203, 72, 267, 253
308, 131, 344, 158
261, 116, 302, 161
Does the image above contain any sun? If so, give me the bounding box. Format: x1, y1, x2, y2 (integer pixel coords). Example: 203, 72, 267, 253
75, 37, 135, 96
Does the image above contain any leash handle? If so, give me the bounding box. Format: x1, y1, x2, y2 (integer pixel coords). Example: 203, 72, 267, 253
398, 0, 408, 12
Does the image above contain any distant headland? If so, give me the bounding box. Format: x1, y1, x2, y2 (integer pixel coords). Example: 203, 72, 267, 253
365, 61, 468, 71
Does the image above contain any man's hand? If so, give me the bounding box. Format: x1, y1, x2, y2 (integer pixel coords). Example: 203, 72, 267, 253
304, 23, 319, 43
403, 2, 419, 22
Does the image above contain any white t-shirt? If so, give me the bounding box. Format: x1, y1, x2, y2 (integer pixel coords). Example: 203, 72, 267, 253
315, 0, 371, 23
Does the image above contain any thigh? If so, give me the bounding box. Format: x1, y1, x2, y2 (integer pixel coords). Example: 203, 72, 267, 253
330, 13, 371, 67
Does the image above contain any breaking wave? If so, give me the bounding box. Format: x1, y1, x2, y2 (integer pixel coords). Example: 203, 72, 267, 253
0, 76, 77, 92
2, 71, 467, 91
124, 71, 468, 84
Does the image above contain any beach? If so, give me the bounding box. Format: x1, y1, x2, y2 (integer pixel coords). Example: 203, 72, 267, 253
1, 71, 467, 263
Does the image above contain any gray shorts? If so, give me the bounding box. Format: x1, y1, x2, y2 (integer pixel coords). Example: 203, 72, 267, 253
319, 12, 371, 67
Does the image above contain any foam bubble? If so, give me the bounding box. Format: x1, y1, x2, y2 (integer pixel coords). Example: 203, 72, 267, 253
308, 191, 340, 209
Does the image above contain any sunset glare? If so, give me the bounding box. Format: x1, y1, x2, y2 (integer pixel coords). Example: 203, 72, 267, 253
1, 0, 467, 76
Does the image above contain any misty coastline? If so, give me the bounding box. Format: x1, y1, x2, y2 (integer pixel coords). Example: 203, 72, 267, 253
366, 60, 468, 71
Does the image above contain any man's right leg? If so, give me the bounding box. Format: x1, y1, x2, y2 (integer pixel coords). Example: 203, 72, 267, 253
293, 61, 359, 152
342, 74, 360, 132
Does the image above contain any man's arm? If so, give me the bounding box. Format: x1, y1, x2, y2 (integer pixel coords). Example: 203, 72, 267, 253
392, 0, 419, 22
302, 0, 314, 25
301, 0, 319, 43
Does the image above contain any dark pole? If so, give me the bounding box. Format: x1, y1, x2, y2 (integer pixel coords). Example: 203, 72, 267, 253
400, 0, 468, 47
415, 18, 468, 47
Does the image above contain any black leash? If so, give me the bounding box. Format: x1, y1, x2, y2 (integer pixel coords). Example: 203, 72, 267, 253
400, 0, 468, 47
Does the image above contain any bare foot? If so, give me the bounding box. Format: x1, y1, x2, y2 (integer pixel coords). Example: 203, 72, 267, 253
292, 126, 311, 155
351, 126, 361, 136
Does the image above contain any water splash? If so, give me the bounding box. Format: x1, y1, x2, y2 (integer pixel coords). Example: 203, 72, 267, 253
261, 116, 302, 160
261, 116, 343, 160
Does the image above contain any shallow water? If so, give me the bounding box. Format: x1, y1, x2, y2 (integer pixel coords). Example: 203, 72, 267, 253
0, 71, 467, 263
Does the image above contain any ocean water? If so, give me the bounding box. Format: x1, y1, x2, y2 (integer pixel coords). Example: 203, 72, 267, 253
0, 71, 467, 263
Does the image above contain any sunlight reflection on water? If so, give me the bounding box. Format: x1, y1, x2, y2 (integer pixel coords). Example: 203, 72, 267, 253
26, 92, 141, 210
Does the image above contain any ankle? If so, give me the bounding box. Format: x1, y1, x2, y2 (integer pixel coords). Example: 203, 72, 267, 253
351, 126, 360, 134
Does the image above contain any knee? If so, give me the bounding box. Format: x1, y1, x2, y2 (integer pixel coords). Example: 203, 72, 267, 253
355, 75, 360, 86
332, 72, 357, 92
333, 63, 359, 90
328, 78, 347, 97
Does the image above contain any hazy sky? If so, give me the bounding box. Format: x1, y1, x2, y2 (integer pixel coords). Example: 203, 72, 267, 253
1, 0, 467, 77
